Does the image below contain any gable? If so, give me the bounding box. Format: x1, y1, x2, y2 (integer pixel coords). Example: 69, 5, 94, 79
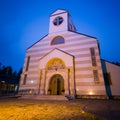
39, 48, 74, 69
51, 9, 68, 16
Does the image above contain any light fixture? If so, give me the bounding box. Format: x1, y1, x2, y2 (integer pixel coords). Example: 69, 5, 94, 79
89, 91, 93, 95
76, 88, 79, 91
30, 80, 34, 84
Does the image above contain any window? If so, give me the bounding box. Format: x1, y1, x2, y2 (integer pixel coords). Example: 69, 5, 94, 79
51, 36, 65, 45
90, 48, 97, 66
23, 74, 27, 85
93, 70, 99, 82
53, 16, 63, 26
26, 56, 30, 71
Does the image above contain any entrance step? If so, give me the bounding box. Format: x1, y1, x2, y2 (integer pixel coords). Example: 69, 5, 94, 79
20, 95, 68, 101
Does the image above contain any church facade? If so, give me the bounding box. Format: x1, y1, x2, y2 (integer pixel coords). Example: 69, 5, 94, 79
19, 9, 120, 99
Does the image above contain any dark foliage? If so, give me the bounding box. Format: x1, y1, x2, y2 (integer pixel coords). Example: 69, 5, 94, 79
0, 62, 22, 83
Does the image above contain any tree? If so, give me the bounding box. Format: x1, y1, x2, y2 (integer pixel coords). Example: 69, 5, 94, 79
0, 62, 22, 95
17, 68, 22, 80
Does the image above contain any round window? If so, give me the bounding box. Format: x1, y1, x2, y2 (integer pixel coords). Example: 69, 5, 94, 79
53, 16, 63, 26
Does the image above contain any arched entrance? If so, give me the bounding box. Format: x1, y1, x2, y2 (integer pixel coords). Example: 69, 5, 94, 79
48, 74, 64, 95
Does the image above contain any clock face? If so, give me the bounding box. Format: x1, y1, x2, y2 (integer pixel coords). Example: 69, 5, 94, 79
53, 16, 63, 26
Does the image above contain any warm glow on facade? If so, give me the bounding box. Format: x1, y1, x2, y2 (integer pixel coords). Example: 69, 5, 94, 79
19, 9, 120, 99
89, 91, 93, 95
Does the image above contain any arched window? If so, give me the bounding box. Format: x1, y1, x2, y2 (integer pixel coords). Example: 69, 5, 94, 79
51, 36, 65, 45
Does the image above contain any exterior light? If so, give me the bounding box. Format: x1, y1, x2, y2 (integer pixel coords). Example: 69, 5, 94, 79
89, 91, 93, 95
29, 90, 32, 94
76, 88, 79, 91
30, 80, 34, 84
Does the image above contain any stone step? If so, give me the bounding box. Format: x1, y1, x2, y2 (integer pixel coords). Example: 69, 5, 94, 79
20, 95, 68, 101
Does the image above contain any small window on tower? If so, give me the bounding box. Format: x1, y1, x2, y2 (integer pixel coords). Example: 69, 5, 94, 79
53, 16, 63, 26
51, 36, 65, 45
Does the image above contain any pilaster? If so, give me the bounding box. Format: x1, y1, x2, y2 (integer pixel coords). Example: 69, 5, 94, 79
40, 69, 46, 95
65, 68, 70, 95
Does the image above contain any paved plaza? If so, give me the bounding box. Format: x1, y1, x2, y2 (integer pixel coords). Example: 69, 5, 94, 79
0, 98, 120, 120
76, 99, 120, 120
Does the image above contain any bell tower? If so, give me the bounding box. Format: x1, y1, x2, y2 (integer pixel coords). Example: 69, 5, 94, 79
49, 9, 76, 34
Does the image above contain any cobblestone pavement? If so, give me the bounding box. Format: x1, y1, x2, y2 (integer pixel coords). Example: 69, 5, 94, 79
0, 98, 120, 120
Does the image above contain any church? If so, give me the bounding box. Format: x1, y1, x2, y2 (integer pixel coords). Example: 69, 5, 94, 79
19, 9, 120, 99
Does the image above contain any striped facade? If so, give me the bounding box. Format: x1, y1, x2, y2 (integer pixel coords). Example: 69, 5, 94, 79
19, 9, 107, 98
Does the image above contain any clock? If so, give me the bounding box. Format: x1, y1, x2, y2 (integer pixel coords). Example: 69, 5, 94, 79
53, 16, 63, 26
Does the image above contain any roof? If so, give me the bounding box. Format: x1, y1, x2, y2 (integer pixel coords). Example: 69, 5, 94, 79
27, 34, 48, 50
27, 9, 97, 50
27, 31, 97, 51
69, 31, 97, 39
50, 9, 69, 16
101, 59, 120, 67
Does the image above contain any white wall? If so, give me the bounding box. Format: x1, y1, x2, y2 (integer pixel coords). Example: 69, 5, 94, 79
105, 61, 120, 96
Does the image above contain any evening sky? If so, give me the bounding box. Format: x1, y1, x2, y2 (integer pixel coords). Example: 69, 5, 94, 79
0, 0, 120, 71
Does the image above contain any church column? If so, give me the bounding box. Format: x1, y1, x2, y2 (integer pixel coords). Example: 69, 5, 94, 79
70, 67, 75, 95
65, 68, 70, 95
45, 71, 48, 95
40, 69, 46, 95
38, 70, 42, 94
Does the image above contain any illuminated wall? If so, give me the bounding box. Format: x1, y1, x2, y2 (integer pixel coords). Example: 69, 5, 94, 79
19, 9, 106, 97
101, 60, 120, 97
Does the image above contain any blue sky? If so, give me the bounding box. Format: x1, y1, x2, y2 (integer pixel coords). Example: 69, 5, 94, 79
0, 0, 120, 71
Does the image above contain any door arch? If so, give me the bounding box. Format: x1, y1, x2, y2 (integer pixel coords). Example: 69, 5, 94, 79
48, 74, 64, 95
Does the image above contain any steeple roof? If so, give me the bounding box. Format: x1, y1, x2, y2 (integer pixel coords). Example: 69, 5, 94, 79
51, 9, 68, 16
